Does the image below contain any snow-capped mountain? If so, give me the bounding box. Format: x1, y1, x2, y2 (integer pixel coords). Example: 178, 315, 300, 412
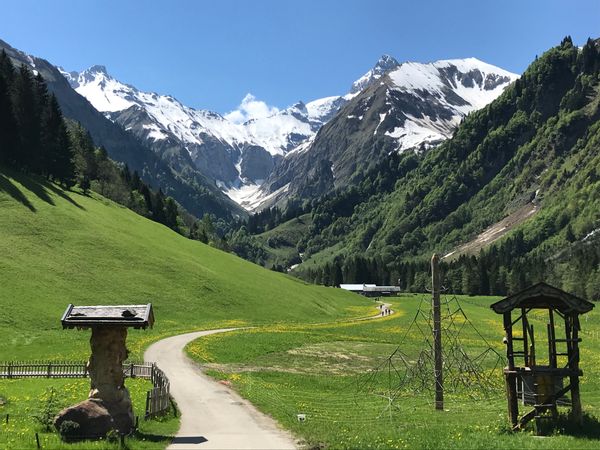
256, 58, 518, 209
60, 55, 516, 212
0, 38, 241, 220
59, 62, 365, 206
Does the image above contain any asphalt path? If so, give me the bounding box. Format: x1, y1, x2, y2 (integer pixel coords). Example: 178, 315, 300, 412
144, 302, 394, 449
144, 329, 297, 450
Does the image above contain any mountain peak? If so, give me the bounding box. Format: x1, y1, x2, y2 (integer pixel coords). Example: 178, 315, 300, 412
375, 54, 400, 72
86, 64, 109, 75
350, 54, 401, 94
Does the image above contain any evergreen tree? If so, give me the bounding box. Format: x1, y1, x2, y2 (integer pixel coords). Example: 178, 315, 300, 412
165, 197, 179, 230
152, 189, 166, 224
0, 71, 17, 164
11, 64, 39, 170
42, 95, 75, 187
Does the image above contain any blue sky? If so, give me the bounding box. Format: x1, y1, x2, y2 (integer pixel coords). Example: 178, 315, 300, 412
2, 0, 599, 116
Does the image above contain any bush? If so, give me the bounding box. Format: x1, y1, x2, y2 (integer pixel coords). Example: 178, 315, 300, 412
58, 420, 80, 442
32, 387, 61, 432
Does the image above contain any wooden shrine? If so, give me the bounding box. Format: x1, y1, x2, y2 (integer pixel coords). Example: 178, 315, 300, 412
55, 304, 154, 437
490, 283, 594, 432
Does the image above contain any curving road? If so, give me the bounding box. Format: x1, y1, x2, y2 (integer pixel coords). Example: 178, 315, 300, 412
144, 329, 297, 450
143, 303, 393, 449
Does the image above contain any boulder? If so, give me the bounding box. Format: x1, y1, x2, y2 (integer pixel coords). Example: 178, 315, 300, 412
54, 399, 114, 440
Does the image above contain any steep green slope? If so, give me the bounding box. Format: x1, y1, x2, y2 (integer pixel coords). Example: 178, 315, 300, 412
0, 167, 370, 360
292, 37, 600, 295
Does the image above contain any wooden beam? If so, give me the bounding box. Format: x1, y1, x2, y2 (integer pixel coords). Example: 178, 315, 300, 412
516, 383, 572, 430
504, 311, 518, 427
570, 314, 582, 424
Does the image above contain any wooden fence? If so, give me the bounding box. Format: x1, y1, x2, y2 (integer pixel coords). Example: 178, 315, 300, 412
0, 360, 171, 419
144, 363, 171, 419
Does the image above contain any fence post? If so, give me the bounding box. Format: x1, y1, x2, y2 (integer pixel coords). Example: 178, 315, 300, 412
35, 432, 41, 449
7, 362, 11, 379
130, 363, 134, 379
47, 362, 52, 378
145, 391, 150, 420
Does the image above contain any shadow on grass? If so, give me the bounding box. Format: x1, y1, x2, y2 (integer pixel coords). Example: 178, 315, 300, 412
14, 173, 55, 206
133, 430, 178, 443
553, 412, 600, 439
43, 181, 85, 210
0, 169, 86, 211
0, 173, 36, 212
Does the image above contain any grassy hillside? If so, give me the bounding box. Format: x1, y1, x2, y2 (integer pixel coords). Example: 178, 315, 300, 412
253, 213, 312, 269
0, 166, 371, 360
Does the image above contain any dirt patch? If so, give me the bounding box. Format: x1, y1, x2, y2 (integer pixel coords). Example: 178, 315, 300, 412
443, 202, 539, 260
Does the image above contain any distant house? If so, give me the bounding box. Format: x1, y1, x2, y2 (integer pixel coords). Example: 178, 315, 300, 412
339, 284, 401, 297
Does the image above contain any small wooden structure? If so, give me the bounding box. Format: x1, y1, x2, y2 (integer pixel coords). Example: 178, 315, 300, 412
61, 304, 154, 329
56, 303, 154, 434
490, 283, 594, 432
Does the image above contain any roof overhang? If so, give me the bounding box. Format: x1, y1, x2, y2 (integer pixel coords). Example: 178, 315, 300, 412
490, 282, 594, 315
61, 304, 154, 329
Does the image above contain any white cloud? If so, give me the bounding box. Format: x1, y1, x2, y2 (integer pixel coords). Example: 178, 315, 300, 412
225, 93, 279, 124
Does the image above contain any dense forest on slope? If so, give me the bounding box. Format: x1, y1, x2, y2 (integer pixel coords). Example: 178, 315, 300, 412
233, 37, 600, 299
0, 50, 189, 232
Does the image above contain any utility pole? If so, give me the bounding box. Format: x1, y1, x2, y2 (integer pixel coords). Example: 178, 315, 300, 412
431, 253, 444, 410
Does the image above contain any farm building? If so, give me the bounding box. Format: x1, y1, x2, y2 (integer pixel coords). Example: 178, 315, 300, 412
339, 284, 401, 297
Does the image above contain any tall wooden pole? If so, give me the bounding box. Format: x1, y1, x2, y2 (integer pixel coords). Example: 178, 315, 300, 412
431, 254, 443, 410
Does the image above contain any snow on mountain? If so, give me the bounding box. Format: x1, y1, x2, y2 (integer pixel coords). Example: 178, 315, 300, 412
59, 65, 250, 148
254, 57, 519, 210
60, 55, 517, 211
350, 54, 400, 94
378, 57, 519, 152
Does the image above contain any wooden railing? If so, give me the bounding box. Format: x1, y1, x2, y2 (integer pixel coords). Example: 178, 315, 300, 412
145, 363, 171, 419
0, 360, 171, 419
0, 360, 153, 379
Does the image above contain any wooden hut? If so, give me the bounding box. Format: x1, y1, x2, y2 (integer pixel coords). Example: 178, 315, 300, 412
490, 283, 594, 432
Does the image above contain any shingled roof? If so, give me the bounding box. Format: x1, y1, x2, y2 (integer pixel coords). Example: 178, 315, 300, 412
490, 282, 594, 315
61, 304, 154, 329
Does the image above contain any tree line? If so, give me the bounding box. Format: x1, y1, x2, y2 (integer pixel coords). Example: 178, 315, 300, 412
0, 51, 182, 232
0, 50, 75, 186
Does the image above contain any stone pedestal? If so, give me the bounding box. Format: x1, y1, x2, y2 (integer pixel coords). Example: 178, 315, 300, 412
55, 326, 134, 437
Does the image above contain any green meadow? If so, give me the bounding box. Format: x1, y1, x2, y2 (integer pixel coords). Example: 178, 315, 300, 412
2, 168, 600, 449
0, 378, 177, 449
0, 167, 370, 448
0, 167, 371, 362
186, 294, 600, 449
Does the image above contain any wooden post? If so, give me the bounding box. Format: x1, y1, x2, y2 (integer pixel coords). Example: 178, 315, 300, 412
431, 254, 443, 411
569, 314, 582, 424
521, 308, 529, 367
145, 390, 150, 420
504, 311, 519, 427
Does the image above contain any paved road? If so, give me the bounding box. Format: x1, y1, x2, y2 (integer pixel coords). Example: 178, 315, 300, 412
144, 329, 297, 450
